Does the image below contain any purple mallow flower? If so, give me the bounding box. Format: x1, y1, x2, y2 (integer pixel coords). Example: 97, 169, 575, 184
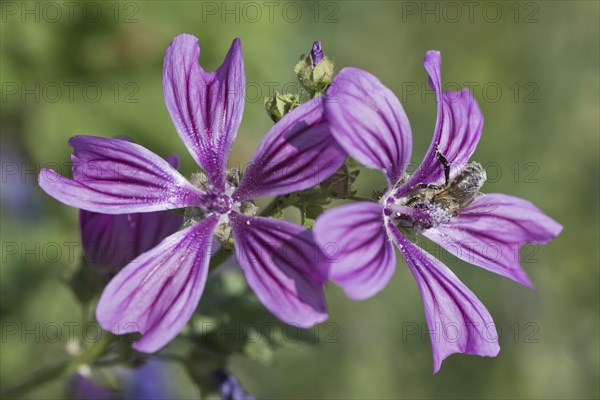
314, 51, 562, 373
39, 34, 345, 352
80, 154, 183, 273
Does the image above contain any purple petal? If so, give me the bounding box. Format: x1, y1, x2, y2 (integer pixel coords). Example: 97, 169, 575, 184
229, 212, 328, 327
422, 194, 562, 288
38, 136, 206, 213
234, 98, 345, 200
80, 154, 183, 272
398, 51, 483, 195
388, 222, 500, 374
311, 41, 323, 66
325, 67, 412, 186
80, 209, 183, 272
163, 34, 244, 190
96, 215, 218, 353
313, 202, 396, 300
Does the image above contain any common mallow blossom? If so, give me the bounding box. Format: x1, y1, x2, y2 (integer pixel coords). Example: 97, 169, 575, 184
39, 34, 345, 352
314, 51, 562, 372
80, 154, 183, 273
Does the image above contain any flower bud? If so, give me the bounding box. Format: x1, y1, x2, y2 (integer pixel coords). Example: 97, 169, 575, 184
294, 41, 334, 96
264, 92, 300, 122
311, 41, 324, 66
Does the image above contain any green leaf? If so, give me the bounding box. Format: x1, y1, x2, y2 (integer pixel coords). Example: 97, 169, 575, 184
321, 162, 360, 199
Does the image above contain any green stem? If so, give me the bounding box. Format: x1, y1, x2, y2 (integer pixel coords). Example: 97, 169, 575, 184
1, 334, 115, 398
348, 195, 373, 202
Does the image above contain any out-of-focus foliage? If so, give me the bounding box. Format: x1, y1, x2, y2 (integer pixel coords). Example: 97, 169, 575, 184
1, 1, 598, 399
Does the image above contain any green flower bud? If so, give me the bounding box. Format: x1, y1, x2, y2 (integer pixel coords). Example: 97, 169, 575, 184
264, 92, 300, 122
294, 41, 334, 96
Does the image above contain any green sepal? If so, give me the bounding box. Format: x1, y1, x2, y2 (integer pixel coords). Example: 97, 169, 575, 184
321, 163, 360, 199
294, 54, 334, 96
264, 92, 300, 122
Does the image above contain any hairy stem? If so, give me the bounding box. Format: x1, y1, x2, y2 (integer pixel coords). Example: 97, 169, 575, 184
348, 195, 373, 202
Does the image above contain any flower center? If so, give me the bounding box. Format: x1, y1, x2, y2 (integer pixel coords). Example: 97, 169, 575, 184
384, 200, 453, 231
184, 168, 257, 229
206, 193, 232, 214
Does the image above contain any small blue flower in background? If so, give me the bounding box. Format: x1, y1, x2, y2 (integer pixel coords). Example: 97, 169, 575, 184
70, 360, 170, 400
214, 369, 255, 400
70, 372, 117, 400
1, 142, 41, 221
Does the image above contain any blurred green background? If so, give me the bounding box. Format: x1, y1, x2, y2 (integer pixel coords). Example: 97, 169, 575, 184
1, 1, 598, 398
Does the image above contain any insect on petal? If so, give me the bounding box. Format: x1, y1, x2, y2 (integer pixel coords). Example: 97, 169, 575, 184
422, 193, 563, 288
397, 51, 483, 196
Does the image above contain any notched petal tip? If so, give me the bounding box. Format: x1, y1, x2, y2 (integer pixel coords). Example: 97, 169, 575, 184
540, 218, 563, 242
223, 37, 244, 69
231, 37, 242, 49
162, 34, 245, 190
433, 343, 500, 375
424, 50, 442, 65
389, 224, 500, 374
170, 33, 199, 47
423, 50, 443, 94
